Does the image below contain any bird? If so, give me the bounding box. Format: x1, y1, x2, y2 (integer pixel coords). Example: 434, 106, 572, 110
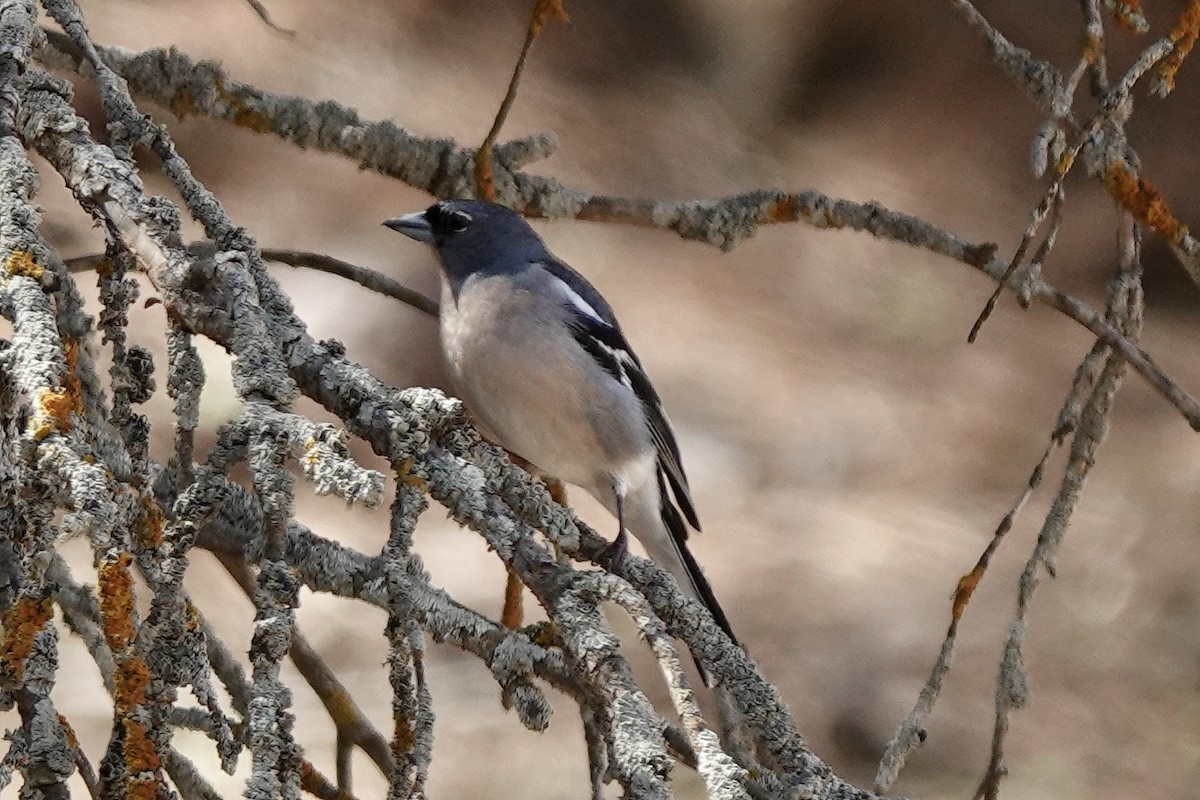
384, 199, 737, 655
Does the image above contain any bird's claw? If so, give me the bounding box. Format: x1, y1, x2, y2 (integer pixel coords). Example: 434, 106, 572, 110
600, 529, 628, 568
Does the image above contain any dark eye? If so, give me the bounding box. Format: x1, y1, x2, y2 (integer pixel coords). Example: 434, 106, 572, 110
427, 202, 473, 235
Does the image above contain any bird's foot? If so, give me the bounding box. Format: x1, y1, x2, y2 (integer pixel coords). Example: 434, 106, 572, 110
600, 529, 629, 568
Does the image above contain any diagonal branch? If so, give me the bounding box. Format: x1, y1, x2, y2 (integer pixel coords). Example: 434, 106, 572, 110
33, 27, 1200, 432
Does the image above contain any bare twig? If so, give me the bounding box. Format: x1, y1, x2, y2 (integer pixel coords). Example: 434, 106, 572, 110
67, 249, 440, 319
968, 185, 1064, 342
475, 0, 569, 200
242, 0, 294, 37
261, 249, 439, 317
874, 333, 1110, 792
980, 217, 1143, 800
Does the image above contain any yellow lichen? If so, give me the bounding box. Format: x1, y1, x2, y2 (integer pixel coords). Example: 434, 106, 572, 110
301, 437, 321, 466
395, 458, 428, 490
31, 386, 75, 441
5, 251, 43, 280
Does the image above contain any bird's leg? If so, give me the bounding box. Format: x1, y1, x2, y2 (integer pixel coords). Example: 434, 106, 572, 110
601, 488, 629, 567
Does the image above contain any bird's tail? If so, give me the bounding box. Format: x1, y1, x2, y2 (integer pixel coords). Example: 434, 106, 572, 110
650, 495, 737, 644
629, 487, 737, 685
675, 535, 737, 645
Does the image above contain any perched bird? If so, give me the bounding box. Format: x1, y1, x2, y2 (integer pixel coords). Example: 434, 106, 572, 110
384, 199, 736, 650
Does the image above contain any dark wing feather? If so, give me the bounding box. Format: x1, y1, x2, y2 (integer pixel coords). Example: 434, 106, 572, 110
542, 258, 619, 325
543, 259, 732, 657
541, 258, 701, 532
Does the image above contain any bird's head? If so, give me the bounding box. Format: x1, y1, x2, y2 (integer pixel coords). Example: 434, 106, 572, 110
384, 199, 550, 283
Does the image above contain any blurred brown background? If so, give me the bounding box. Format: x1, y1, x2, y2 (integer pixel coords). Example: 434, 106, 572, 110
26, 0, 1200, 798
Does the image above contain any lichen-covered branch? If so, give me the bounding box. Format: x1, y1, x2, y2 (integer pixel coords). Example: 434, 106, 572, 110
32, 25, 1200, 433
1, 1, 1195, 799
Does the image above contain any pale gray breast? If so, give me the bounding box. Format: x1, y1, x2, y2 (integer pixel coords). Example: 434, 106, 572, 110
439, 270, 653, 494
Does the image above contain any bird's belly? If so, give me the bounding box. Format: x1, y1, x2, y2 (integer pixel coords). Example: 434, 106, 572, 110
441, 281, 629, 491
460, 361, 601, 485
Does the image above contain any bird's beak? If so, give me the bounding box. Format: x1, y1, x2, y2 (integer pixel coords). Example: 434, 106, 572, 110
383, 211, 434, 244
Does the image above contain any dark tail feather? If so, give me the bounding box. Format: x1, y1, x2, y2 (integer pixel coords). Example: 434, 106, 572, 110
659, 484, 737, 685
678, 540, 737, 646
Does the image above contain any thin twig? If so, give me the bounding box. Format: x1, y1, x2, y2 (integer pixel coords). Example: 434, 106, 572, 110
475, 0, 569, 200
66, 249, 441, 318
968, 185, 1064, 342
979, 216, 1143, 800
261, 249, 439, 317
874, 334, 1108, 792
242, 0, 294, 37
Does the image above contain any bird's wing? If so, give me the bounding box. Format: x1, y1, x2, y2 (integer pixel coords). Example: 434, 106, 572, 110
540, 259, 701, 531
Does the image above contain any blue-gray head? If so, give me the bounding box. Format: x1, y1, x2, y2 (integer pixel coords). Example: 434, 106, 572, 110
384, 200, 551, 287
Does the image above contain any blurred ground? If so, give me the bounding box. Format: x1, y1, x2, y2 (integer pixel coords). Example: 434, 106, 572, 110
13, 0, 1200, 798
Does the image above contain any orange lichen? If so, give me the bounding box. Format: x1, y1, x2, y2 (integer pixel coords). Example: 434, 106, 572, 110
214, 78, 273, 133
531, 622, 559, 648
62, 339, 85, 414
93, 257, 119, 277
121, 718, 164, 798
1158, 0, 1200, 93
168, 87, 199, 120
184, 601, 202, 633
1110, 0, 1144, 31
767, 195, 801, 223
31, 339, 85, 440
136, 495, 165, 550
392, 712, 416, 754
529, 0, 568, 35
1103, 163, 1189, 245
114, 655, 151, 708
58, 714, 80, 749
1081, 32, 1102, 65
98, 553, 136, 651
126, 778, 162, 800
0, 596, 55, 683
122, 719, 160, 767
5, 251, 43, 279
952, 566, 984, 622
